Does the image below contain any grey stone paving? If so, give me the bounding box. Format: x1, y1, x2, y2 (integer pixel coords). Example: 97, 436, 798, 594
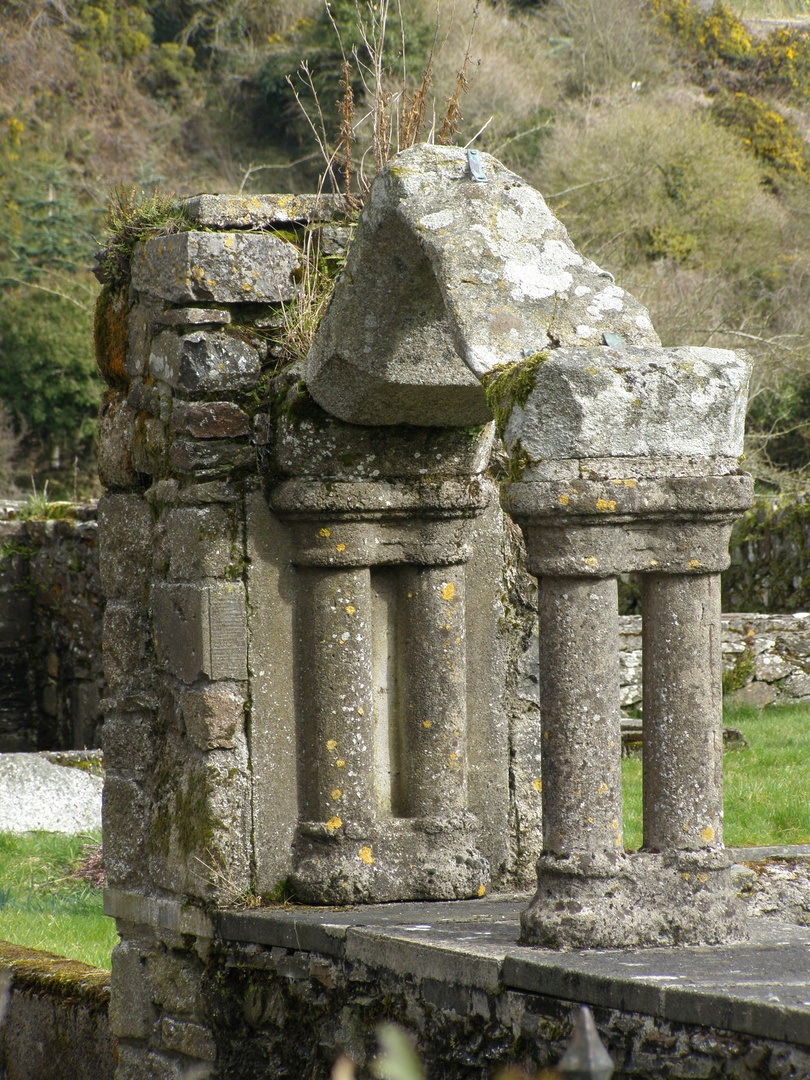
0, 753, 102, 833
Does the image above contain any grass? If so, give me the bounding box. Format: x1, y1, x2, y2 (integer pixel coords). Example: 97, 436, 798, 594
0, 831, 116, 970
622, 702, 810, 851
729, 1, 810, 16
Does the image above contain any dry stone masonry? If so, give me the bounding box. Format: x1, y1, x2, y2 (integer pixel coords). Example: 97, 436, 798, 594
96, 144, 753, 1077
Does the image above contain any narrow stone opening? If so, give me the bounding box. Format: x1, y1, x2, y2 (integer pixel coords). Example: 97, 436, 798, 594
371, 568, 406, 818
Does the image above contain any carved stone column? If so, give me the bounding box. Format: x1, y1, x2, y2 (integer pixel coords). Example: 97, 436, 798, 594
642, 572, 724, 853
495, 343, 753, 948
271, 451, 491, 903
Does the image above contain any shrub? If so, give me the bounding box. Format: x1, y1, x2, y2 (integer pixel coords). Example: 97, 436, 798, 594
711, 91, 809, 177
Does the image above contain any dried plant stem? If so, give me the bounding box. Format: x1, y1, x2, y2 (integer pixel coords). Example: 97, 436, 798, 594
339, 60, 356, 201
438, 0, 479, 145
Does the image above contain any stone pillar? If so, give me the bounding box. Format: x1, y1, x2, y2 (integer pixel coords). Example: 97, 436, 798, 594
494, 344, 753, 948
398, 564, 467, 819
537, 576, 623, 857
272, 472, 491, 904
296, 566, 375, 826
642, 572, 724, 852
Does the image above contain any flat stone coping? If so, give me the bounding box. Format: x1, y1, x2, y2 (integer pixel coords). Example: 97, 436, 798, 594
106, 887, 810, 1049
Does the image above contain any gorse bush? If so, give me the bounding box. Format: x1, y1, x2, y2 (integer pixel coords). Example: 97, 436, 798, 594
711, 90, 810, 177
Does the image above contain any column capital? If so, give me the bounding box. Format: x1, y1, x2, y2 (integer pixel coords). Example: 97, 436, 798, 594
270, 477, 491, 567
505, 470, 752, 578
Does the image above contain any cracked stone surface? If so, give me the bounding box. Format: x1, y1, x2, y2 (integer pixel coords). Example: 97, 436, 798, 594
307, 143, 660, 426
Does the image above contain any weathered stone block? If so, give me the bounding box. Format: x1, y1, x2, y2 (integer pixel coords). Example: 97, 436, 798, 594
171, 401, 250, 439
127, 296, 164, 379
98, 391, 142, 491
102, 601, 151, 690
166, 505, 238, 581
184, 192, 345, 228
307, 144, 659, 426
131, 414, 168, 476
152, 582, 247, 682
109, 940, 154, 1040
131, 231, 300, 303
180, 684, 244, 749
98, 493, 153, 600
102, 774, 150, 890
157, 307, 231, 327
169, 438, 254, 476
150, 329, 260, 395
160, 1017, 216, 1061
499, 345, 750, 469
102, 708, 159, 775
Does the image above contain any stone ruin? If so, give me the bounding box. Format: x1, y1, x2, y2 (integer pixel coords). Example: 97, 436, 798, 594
97, 145, 752, 1076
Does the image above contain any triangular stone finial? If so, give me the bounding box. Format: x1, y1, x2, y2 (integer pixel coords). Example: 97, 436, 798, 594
306, 143, 659, 427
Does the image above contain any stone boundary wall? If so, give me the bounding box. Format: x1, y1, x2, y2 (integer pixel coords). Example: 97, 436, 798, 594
0, 503, 103, 752
618, 612, 810, 712
0, 941, 113, 1080
723, 493, 810, 613
103, 890, 810, 1080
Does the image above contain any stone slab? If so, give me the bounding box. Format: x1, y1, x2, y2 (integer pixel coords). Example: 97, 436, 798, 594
307, 144, 659, 426
183, 193, 347, 228
152, 581, 247, 683
131, 232, 300, 304
104, 886, 810, 1047
0, 753, 102, 832
500, 345, 750, 467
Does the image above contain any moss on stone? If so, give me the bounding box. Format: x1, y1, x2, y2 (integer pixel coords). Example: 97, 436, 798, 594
93, 285, 131, 392
175, 760, 216, 858
481, 352, 547, 440
0, 941, 110, 1008
722, 646, 755, 694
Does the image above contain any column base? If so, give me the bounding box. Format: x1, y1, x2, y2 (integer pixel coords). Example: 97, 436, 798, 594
520, 849, 747, 949
291, 814, 488, 904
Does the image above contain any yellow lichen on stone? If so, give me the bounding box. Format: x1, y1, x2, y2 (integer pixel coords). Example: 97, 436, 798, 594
701, 825, 715, 842
649, 559, 659, 567
688, 559, 701, 570
326, 739, 337, 751
359, 846, 374, 865
624, 478, 637, 487
532, 778, 542, 791
345, 605, 356, 615
319, 528, 331, 538
440, 582, 455, 600
697, 872, 708, 883
597, 782, 610, 795
336, 759, 345, 768
477, 884, 486, 897
596, 498, 617, 513
331, 789, 342, 800
336, 543, 346, 552
423, 721, 432, 729
559, 494, 570, 506
357, 706, 364, 715
584, 556, 598, 568
326, 816, 343, 831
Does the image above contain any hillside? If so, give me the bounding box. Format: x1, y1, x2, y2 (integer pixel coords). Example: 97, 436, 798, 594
2, 0, 810, 494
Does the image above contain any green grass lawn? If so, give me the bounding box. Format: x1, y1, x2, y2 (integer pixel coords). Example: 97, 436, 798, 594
622, 702, 810, 851
0, 831, 116, 969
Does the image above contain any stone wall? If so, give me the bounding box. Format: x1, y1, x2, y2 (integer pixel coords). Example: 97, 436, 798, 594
103, 890, 810, 1080
0, 503, 103, 752
0, 941, 113, 1080
724, 493, 810, 613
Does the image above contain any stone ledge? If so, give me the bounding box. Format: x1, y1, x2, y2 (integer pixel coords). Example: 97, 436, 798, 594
104, 884, 810, 1048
